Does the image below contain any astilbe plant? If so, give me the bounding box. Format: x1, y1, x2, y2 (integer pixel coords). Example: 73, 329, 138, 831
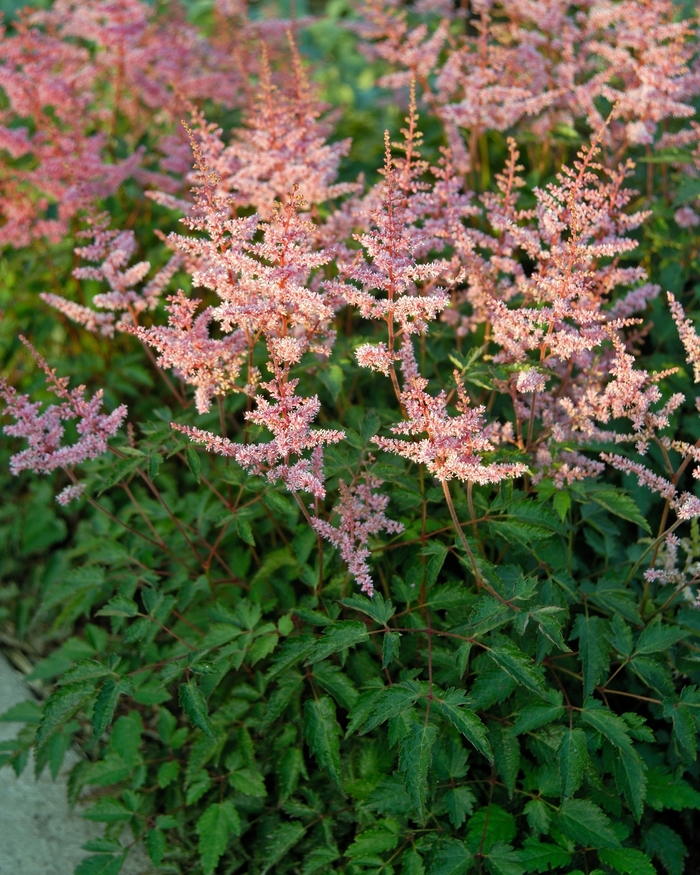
0, 336, 126, 503
3, 3, 700, 875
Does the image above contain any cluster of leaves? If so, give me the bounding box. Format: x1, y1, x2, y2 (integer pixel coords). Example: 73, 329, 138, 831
1, 2, 700, 875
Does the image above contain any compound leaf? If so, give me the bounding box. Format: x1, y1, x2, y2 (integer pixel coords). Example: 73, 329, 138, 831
304, 696, 343, 790
399, 720, 437, 823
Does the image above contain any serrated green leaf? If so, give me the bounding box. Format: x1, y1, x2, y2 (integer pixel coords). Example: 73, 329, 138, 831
629, 656, 674, 696
185, 447, 201, 483
148, 453, 162, 480
312, 661, 358, 711
512, 698, 564, 735
260, 673, 303, 731
581, 701, 634, 752
403, 847, 427, 875
581, 703, 647, 817
493, 728, 520, 798
571, 615, 610, 696
301, 846, 340, 875
304, 696, 343, 790
346, 825, 399, 858
645, 767, 700, 810
434, 689, 493, 761
665, 695, 699, 761
588, 488, 651, 533
642, 823, 687, 875
382, 631, 401, 668
82, 754, 130, 787
428, 839, 472, 875
523, 800, 551, 835
92, 679, 131, 739
265, 636, 315, 683
607, 615, 633, 658
462, 597, 511, 637
248, 630, 278, 664
36, 682, 95, 752
466, 805, 516, 853
345, 687, 384, 737
82, 799, 132, 823
81, 840, 123, 854
229, 766, 266, 797
444, 786, 476, 828
598, 848, 656, 875
341, 592, 395, 624
634, 621, 686, 655
422, 541, 449, 586
145, 829, 166, 867
488, 519, 553, 545
261, 822, 307, 875
277, 746, 306, 802
557, 799, 620, 849
157, 760, 180, 788
179, 681, 215, 739
306, 621, 369, 665
74, 853, 127, 875
486, 638, 546, 694
553, 491, 571, 522
97, 458, 141, 495
96, 596, 139, 618
234, 515, 255, 546
360, 681, 422, 734
486, 842, 524, 875
559, 728, 587, 798
400, 721, 437, 823
110, 713, 142, 767
530, 607, 570, 652
59, 660, 114, 687
186, 770, 212, 805
196, 801, 241, 875
0, 699, 42, 723
519, 839, 571, 873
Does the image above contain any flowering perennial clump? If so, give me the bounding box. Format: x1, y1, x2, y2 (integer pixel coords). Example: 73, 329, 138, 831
1, 3, 700, 874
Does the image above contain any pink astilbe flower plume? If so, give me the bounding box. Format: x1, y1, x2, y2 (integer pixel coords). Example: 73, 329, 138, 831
132, 291, 247, 414
355, 0, 700, 158
336, 111, 458, 385
173, 366, 344, 499
312, 474, 404, 596
185, 37, 357, 219
375, 342, 527, 485
668, 293, 700, 384
162, 133, 345, 499
0, 0, 230, 247
41, 212, 183, 338
0, 338, 127, 501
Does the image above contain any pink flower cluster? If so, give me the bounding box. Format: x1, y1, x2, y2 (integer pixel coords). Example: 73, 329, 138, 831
0, 0, 299, 247
3, 0, 700, 590
312, 475, 404, 596
358, 0, 700, 163
0, 338, 126, 501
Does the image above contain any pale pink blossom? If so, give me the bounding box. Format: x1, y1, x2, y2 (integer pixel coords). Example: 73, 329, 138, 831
675, 206, 700, 229
132, 292, 247, 414
312, 475, 404, 596
0, 338, 126, 482
668, 293, 700, 383
56, 484, 85, 506
376, 347, 527, 485
515, 369, 548, 394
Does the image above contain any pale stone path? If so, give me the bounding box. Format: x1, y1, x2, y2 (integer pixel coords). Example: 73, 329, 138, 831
0, 654, 150, 875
